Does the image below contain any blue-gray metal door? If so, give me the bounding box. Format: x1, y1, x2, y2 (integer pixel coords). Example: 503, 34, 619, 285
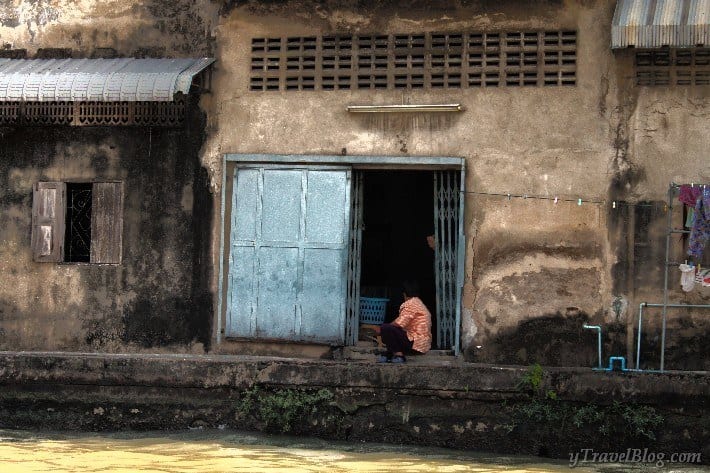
227, 165, 351, 344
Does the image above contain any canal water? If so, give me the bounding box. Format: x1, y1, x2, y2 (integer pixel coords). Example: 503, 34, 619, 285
0, 429, 707, 472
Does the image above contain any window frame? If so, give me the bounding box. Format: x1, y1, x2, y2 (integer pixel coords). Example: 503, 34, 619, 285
32, 180, 124, 264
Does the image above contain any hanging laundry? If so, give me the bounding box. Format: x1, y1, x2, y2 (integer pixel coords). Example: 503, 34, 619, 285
679, 185, 702, 207
685, 207, 695, 229
694, 268, 710, 287
688, 187, 710, 260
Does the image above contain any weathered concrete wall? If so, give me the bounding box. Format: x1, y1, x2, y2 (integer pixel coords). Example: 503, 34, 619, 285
604, 48, 710, 370
0, 0, 218, 57
0, 352, 707, 462
0, 99, 213, 352
204, 0, 607, 361
0, 1, 217, 353
0, 1, 708, 367
202, 0, 709, 366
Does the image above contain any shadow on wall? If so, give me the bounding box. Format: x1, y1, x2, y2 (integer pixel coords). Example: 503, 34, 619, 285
121, 296, 194, 349
190, 165, 214, 350
81, 297, 201, 351
637, 322, 710, 371
0, 301, 12, 349
468, 311, 627, 367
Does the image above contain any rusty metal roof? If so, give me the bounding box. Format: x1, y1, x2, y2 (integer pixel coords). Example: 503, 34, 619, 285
0, 58, 215, 102
612, 0, 710, 48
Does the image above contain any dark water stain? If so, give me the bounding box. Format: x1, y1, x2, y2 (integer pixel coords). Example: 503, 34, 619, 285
470, 311, 626, 367
0, 96, 213, 352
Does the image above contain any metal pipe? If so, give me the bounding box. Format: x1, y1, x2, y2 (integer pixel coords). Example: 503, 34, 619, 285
644, 303, 710, 307
660, 184, 674, 371
636, 302, 644, 370
636, 302, 710, 370
583, 324, 603, 369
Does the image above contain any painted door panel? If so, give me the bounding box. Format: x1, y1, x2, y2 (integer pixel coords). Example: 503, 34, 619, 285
261, 170, 302, 242
301, 248, 343, 340
256, 246, 299, 339
305, 171, 348, 245
233, 169, 259, 241
229, 246, 256, 337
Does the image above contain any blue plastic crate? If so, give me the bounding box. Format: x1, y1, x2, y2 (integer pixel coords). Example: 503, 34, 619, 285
359, 297, 389, 325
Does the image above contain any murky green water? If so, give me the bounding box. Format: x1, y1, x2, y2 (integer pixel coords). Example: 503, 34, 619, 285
0, 430, 706, 472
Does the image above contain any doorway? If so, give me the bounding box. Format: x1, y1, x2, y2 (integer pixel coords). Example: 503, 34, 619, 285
352, 169, 461, 351
220, 154, 464, 352
360, 171, 436, 324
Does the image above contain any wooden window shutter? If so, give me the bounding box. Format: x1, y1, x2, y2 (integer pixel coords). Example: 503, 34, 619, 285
90, 182, 124, 264
31, 182, 66, 262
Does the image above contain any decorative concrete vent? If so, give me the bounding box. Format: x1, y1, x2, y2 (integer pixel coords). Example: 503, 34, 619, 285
635, 49, 710, 86
250, 30, 577, 91
0, 98, 186, 127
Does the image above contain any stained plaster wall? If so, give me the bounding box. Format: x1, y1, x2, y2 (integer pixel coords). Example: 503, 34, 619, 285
0, 118, 213, 352
0, 0, 218, 57
613, 58, 710, 370
0, 1, 708, 366
205, 0, 608, 363
206, 0, 709, 366
0, 0, 217, 352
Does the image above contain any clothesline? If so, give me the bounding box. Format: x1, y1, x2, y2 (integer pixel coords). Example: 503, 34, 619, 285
462, 190, 665, 208
671, 183, 710, 188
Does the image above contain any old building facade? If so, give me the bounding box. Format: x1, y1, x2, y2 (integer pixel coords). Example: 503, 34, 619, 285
0, 0, 708, 369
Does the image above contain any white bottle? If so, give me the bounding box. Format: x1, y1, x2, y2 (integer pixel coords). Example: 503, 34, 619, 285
679, 263, 696, 292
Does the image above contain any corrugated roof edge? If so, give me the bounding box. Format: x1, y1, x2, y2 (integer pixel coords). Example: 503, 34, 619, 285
612, 0, 709, 49
0, 58, 215, 102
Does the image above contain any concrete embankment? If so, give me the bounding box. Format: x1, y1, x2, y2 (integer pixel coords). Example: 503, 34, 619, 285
0, 352, 707, 463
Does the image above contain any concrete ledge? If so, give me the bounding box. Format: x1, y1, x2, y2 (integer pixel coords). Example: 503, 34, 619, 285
0, 351, 708, 462
0, 351, 707, 404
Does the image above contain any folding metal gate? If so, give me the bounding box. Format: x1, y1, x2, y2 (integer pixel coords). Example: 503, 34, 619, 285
345, 172, 364, 346
434, 171, 464, 353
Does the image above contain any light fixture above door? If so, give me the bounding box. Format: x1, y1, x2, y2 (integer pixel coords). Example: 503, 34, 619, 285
346, 104, 464, 113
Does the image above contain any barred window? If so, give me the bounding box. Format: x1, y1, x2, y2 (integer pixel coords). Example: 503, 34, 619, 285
635, 49, 710, 86
250, 30, 577, 91
32, 182, 123, 264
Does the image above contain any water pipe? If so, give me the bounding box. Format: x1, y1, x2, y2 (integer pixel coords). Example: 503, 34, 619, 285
636, 302, 710, 371
582, 324, 602, 369
607, 356, 627, 371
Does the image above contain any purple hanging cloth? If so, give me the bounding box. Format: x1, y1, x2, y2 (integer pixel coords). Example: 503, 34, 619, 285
687, 187, 710, 259
679, 185, 702, 207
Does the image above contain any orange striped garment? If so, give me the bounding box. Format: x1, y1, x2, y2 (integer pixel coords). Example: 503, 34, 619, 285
392, 296, 432, 353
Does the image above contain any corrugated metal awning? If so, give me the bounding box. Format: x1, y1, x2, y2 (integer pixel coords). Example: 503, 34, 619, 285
0, 58, 215, 102
612, 0, 710, 48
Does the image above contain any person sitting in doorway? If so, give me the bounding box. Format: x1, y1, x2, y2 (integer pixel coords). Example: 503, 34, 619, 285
374, 280, 432, 363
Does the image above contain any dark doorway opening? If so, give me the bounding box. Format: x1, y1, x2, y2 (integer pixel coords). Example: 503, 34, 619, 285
360, 170, 437, 345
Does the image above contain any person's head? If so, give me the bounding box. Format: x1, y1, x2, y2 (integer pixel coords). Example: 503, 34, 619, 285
402, 280, 421, 300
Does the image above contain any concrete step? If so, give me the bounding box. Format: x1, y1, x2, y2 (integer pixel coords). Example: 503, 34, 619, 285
340, 345, 458, 364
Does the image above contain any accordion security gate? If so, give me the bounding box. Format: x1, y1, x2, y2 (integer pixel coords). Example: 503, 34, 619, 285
434, 171, 464, 353
345, 173, 364, 346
